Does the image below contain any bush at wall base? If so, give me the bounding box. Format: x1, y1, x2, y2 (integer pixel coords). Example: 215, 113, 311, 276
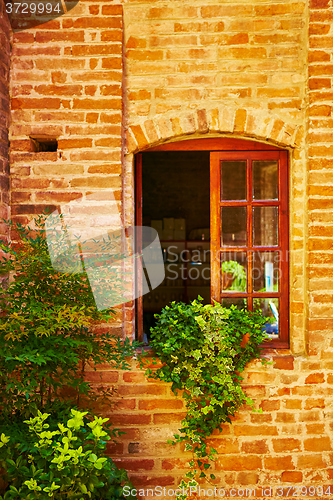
0, 213, 137, 417
0, 408, 136, 500
141, 297, 269, 498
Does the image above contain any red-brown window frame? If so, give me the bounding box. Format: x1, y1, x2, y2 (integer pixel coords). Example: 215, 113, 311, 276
136, 138, 289, 348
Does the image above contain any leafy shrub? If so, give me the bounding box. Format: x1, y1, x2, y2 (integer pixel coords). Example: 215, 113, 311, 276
0, 214, 137, 418
0, 214, 138, 498
0, 409, 136, 500
141, 298, 269, 494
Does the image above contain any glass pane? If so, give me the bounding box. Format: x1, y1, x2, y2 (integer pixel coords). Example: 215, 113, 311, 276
252, 251, 280, 292
253, 161, 278, 200
221, 161, 246, 200
253, 298, 279, 337
253, 207, 278, 246
221, 207, 247, 246
221, 297, 247, 310
220, 252, 247, 292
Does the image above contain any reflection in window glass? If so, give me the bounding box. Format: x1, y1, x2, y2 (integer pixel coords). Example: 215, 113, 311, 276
220, 252, 247, 292
252, 251, 280, 292
253, 161, 278, 200
253, 298, 279, 337
253, 207, 278, 246
221, 207, 247, 246
221, 298, 247, 309
221, 161, 246, 201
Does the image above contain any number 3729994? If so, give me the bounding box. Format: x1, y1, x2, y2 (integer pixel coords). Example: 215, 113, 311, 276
5, 2, 62, 14
277, 486, 332, 496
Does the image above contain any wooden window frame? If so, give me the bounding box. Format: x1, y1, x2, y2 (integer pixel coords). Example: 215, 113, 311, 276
136, 138, 289, 348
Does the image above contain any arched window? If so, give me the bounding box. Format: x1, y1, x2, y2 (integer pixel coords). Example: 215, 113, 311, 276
136, 138, 289, 348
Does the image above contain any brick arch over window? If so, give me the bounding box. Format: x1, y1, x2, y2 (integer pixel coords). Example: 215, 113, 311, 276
125, 106, 302, 154
122, 106, 305, 352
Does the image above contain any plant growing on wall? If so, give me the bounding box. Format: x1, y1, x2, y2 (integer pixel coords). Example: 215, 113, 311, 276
141, 298, 269, 497
0, 409, 136, 500
0, 214, 138, 499
0, 214, 135, 418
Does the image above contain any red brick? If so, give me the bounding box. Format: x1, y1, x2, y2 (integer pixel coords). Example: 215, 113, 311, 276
304, 437, 332, 451
272, 439, 301, 452
162, 458, 190, 470
72, 98, 121, 110
84, 371, 119, 383
106, 442, 123, 455
110, 414, 151, 426
153, 413, 187, 424
285, 399, 302, 409
309, 49, 331, 62
310, 104, 332, 116
297, 454, 326, 468
260, 400, 280, 411
264, 456, 294, 470
237, 472, 259, 485
113, 459, 154, 471
250, 413, 272, 424
273, 356, 294, 370
309, 78, 331, 89
306, 423, 325, 434
11, 98, 61, 110
123, 372, 147, 383
138, 399, 183, 410
101, 5, 123, 16
310, 0, 330, 7
216, 455, 262, 471
304, 398, 325, 409
207, 438, 240, 454
281, 471, 303, 482
130, 476, 174, 488
112, 399, 136, 411
275, 412, 296, 423
58, 139, 92, 149
241, 440, 268, 454
305, 372, 325, 384
234, 425, 278, 436
34, 192, 82, 203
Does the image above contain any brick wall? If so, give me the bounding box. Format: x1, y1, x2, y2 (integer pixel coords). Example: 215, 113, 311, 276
9, 0, 127, 333
7, 0, 333, 497
308, 0, 333, 355
0, 3, 10, 240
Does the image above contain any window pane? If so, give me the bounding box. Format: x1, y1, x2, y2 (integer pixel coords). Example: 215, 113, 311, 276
253, 206, 278, 246
220, 252, 247, 292
252, 251, 280, 292
221, 298, 247, 309
221, 161, 246, 200
253, 161, 278, 200
253, 298, 279, 337
221, 207, 247, 246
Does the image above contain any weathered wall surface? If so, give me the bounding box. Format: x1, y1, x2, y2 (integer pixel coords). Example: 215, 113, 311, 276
0, 3, 10, 240
7, 0, 333, 497
308, 0, 333, 357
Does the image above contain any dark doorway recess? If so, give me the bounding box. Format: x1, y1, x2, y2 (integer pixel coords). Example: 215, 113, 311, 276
137, 151, 211, 343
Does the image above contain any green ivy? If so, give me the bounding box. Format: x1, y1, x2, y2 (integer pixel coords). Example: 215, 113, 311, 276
140, 298, 269, 497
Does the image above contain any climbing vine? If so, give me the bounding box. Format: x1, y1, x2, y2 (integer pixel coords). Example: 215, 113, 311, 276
141, 298, 269, 497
